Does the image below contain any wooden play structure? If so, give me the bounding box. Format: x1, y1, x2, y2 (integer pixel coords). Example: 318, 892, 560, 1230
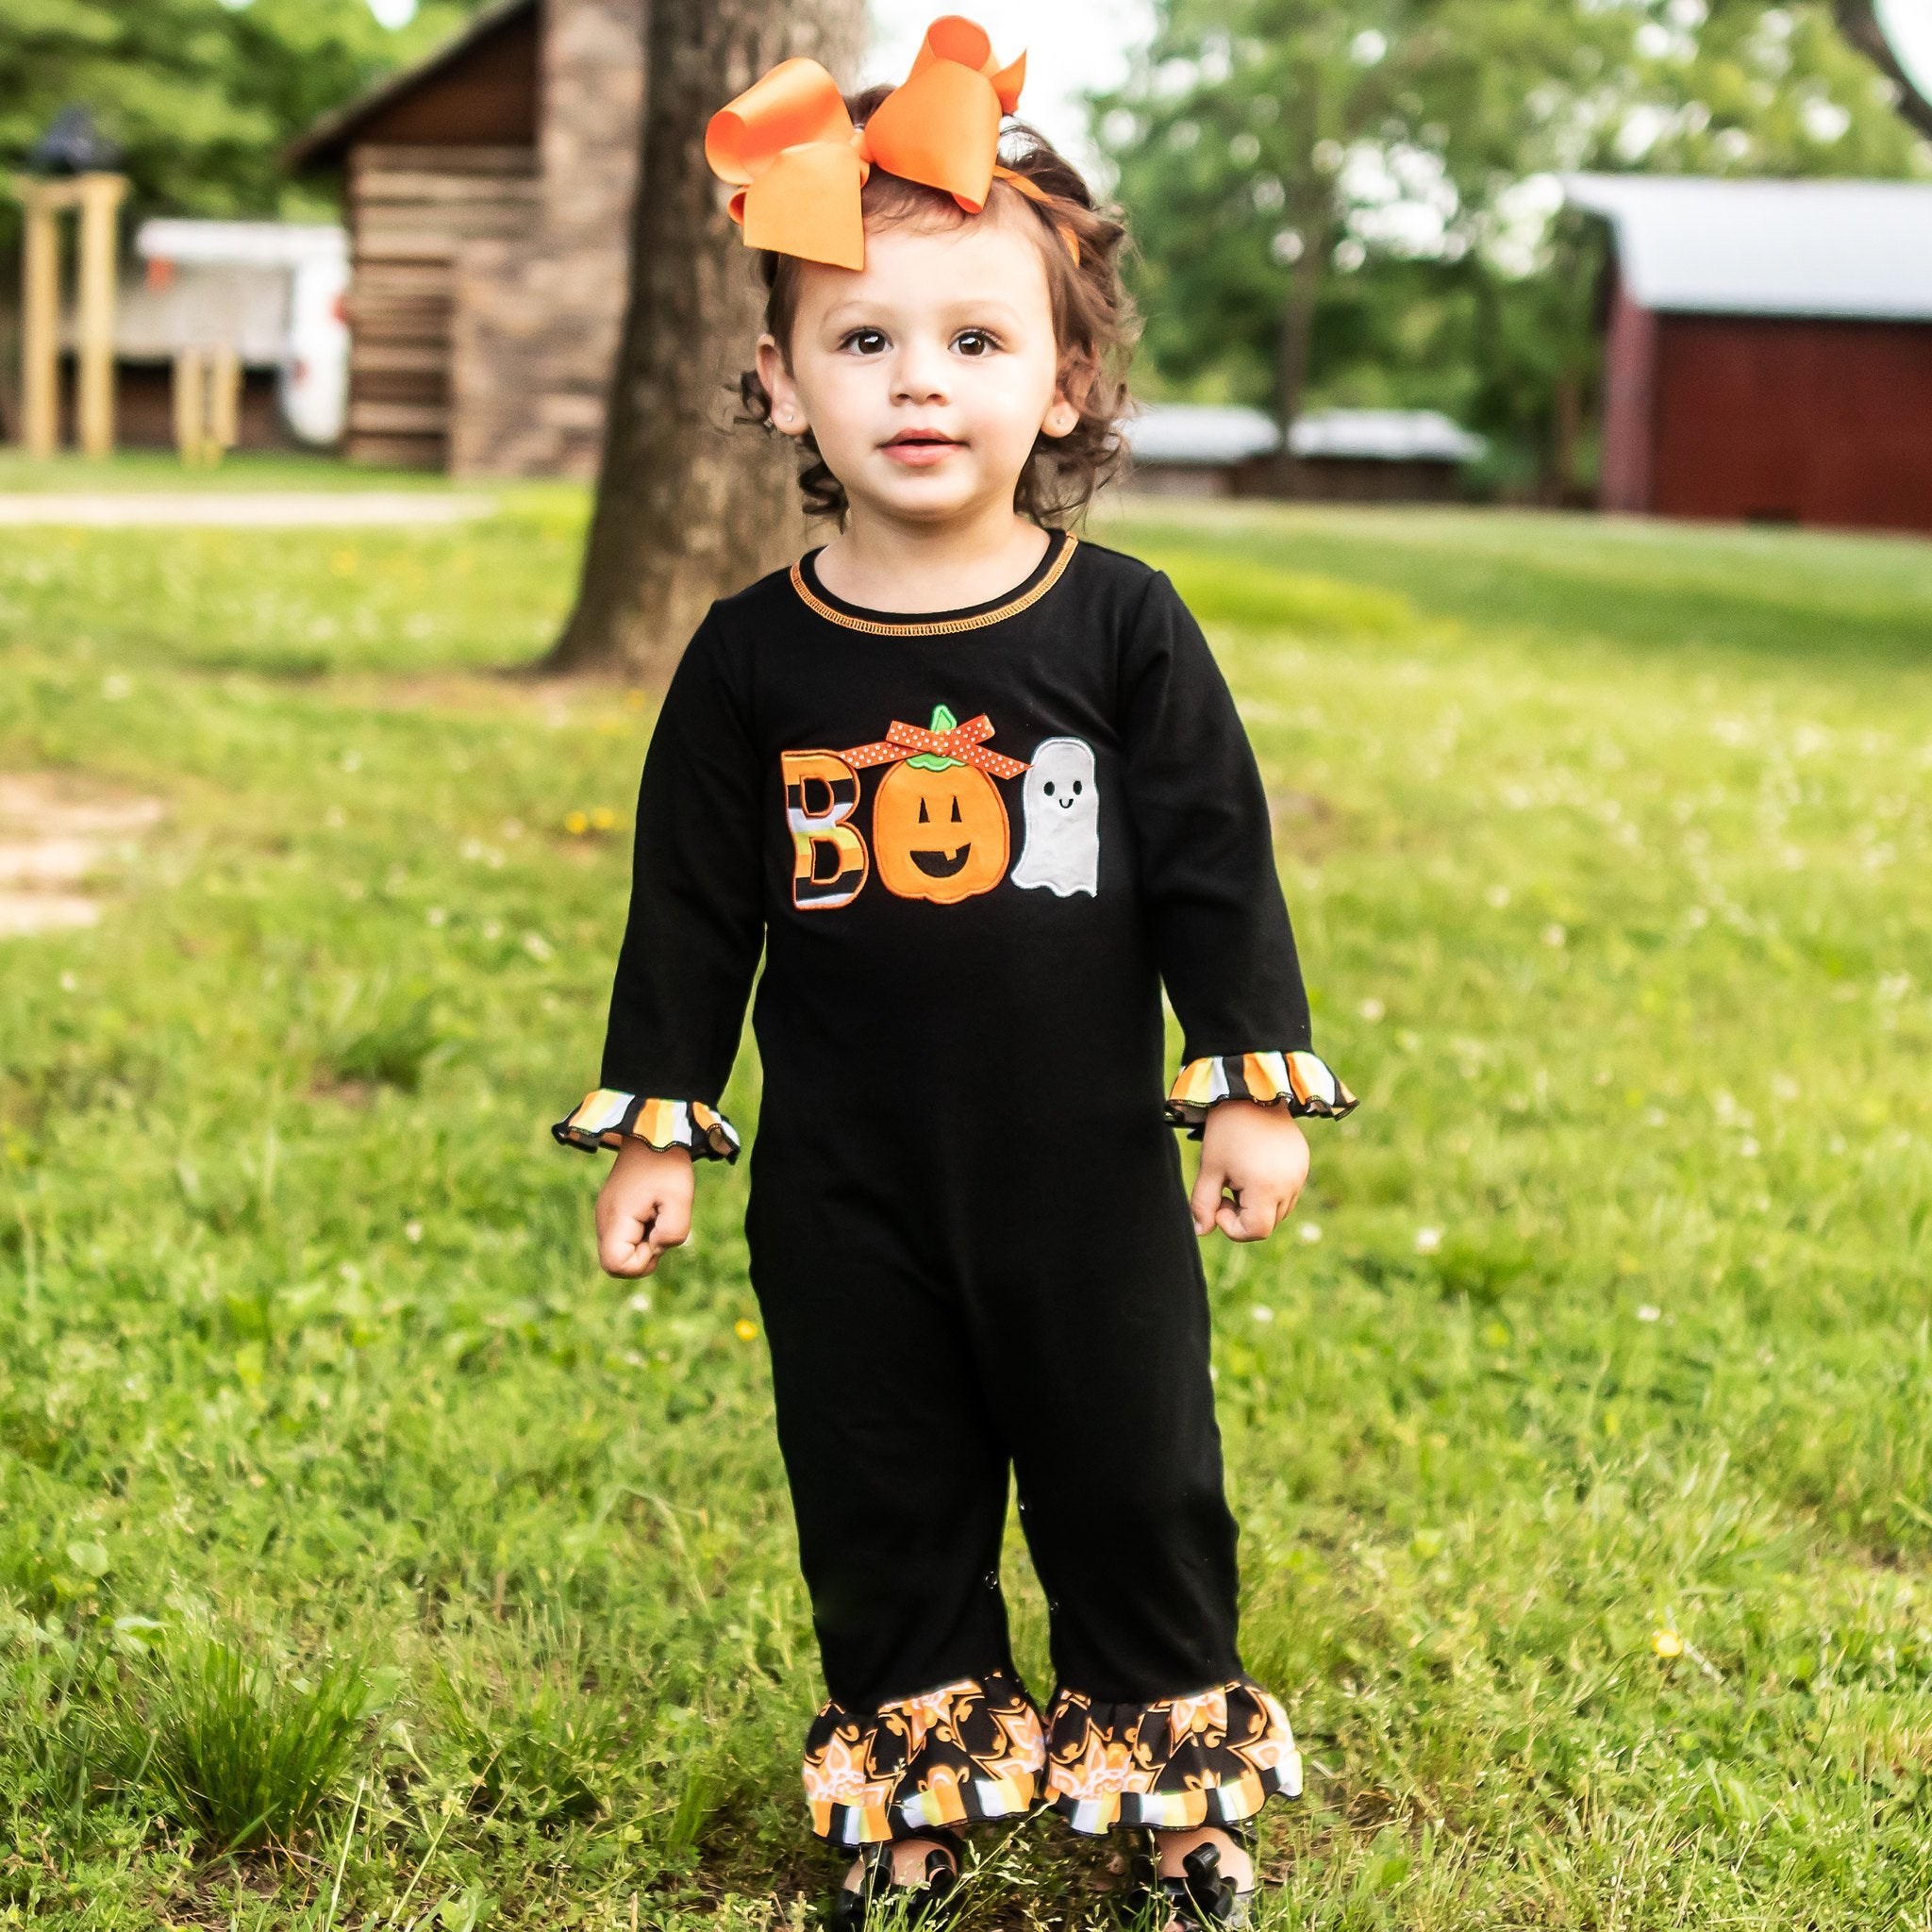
170, 346, 242, 467
9, 169, 129, 458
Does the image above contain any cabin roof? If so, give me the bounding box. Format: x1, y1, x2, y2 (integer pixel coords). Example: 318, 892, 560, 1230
286, 0, 536, 170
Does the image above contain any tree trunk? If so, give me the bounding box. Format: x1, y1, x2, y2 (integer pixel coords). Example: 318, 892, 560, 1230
545, 0, 866, 679
1271, 213, 1331, 499
1548, 368, 1581, 508
1834, 0, 1932, 138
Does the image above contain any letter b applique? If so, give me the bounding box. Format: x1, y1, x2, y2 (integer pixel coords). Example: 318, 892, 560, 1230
782, 750, 869, 909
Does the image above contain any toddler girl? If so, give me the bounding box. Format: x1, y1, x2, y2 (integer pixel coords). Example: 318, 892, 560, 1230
557, 20, 1355, 1927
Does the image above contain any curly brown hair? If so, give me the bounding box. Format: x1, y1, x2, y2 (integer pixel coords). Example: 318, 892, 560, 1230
737, 86, 1138, 527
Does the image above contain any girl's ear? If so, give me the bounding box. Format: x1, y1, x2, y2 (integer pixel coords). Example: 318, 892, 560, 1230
1041, 355, 1092, 441
757, 334, 808, 437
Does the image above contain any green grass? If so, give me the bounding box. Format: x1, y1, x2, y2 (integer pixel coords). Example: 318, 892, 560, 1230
1, 488, 1930, 1926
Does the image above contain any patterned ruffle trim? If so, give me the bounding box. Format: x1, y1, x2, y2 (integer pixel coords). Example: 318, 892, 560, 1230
1166, 1050, 1357, 1131
551, 1089, 741, 1162
802, 1672, 1045, 1846
1044, 1676, 1303, 1836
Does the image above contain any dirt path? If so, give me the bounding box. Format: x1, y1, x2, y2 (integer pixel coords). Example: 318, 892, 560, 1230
0, 492, 498, 527
0, 774, 164, 939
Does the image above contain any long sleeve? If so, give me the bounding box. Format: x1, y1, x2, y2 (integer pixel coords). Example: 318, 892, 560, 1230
553, 614, 765, 1159
1117, 571, 1356, 1129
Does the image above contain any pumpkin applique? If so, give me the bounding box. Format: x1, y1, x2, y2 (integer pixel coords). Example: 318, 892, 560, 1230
841, 705, 1030, 905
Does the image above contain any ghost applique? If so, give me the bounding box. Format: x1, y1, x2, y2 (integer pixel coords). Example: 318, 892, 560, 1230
1012, 737, 1099, 897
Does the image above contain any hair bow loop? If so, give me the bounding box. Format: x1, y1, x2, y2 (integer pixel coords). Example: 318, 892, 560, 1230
860, 16, 1026, 213
705, 19, 1038, 270
908, 16, 1027, 114
705, 58, 871, 270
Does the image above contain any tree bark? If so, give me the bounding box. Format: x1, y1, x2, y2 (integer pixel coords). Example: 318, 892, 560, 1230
1834, 0, 1932, 139
545, 0, 866, 679
1271, 210, 1331, 499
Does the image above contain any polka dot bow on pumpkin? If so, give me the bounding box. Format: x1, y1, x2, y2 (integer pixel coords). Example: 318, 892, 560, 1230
842, 705, 1030, 778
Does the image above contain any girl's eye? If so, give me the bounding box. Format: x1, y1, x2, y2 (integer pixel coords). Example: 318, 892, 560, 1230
954, 329, 999, 356
842, 328, 888, 354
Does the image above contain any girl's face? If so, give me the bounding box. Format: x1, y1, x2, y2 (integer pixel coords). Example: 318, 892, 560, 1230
756, 207, 1079, 527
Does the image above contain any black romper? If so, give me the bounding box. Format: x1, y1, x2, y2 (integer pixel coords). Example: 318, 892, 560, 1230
557, 531, 1355, 1846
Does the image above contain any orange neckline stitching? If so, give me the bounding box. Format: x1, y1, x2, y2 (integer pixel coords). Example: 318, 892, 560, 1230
790, 535, 1079, 636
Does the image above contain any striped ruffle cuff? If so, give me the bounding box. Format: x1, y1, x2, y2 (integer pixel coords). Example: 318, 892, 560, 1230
802, 1672, 1045, 1846
551, 1089, 741, 1162
1166, 1049, 1357, 1130
1043, 1675, 1302, 1836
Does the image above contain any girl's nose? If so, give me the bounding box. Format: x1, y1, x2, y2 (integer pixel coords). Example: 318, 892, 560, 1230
890, 343, 951, 406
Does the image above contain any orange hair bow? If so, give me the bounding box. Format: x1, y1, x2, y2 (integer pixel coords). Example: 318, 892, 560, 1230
704, 15, 1076, 272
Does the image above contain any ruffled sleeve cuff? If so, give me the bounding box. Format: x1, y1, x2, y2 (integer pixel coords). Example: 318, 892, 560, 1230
1166, 1049, 1357, 1132
551, 1089, 741, 1162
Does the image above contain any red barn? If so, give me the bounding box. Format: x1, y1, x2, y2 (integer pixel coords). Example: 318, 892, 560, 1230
1564, 175, 1932, 535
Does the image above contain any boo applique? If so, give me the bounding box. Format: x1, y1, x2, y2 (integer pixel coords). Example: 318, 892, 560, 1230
780, 707, 1097, 909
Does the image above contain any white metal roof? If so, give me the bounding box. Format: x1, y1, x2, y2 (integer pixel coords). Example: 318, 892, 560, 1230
1124, 404, 1281, 464
1123, 402, 1485, 465
136, 219, 346, 268
1291, 408, 1486, 461
1561, 173, 1932, 321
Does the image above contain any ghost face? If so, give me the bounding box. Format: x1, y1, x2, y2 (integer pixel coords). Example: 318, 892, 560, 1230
1012, 737, 1099, 897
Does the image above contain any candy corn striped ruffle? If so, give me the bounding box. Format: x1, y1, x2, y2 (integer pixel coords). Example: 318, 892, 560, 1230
1042, 1674, 1302, 1837
551, 1090, 741, 1162
1165, 1049, 1357, 1129
803, 1672, 1045, 1846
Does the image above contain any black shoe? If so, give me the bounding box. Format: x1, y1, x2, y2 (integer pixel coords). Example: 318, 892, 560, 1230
826, 1833, 962, 1929
1120, 1826, 1257, 1931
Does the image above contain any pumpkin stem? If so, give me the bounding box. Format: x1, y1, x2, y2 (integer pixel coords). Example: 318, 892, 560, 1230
907, 703, 964, 772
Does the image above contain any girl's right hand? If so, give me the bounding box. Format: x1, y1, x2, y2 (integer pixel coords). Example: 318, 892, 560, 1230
595, 1139, 696, 1277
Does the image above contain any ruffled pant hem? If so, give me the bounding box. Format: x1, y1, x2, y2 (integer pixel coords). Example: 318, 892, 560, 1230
800, 1670, 1301, 1846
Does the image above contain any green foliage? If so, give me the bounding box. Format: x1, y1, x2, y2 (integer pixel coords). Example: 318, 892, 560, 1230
319, 978, 447, 1094
0, 0, 496, 234
1099, 0, 1932, 486
111, 1635, 384, 1852
430, 1621, 625, 1827
0, 480, 1929, 1921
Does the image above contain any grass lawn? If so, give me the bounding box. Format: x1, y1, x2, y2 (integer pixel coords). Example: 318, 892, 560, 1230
1, 491, 1929, 1928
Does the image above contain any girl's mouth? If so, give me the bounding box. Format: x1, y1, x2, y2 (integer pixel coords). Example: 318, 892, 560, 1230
883, 432, 962, 466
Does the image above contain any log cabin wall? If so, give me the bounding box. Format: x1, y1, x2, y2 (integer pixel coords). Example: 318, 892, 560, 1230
345, 144, 540, 468
449, 0, 643, 477
296, 0, 644, 475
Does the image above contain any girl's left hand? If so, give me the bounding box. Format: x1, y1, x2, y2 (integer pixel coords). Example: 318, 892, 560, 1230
1190, 1101, 1310, 1241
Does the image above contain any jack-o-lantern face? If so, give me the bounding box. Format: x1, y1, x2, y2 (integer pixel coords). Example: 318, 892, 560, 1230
874, 758, 1010, 903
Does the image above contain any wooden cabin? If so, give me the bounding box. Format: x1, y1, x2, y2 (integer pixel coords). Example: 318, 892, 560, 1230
288, 0, 641, 475
1565, 175, 1932, 535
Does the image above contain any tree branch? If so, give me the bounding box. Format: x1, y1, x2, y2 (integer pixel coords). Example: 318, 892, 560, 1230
1833, 0, 1932, 140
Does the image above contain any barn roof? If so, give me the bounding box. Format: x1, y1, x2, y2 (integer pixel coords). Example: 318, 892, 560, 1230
1562, 173, 1932, 321
286, 0, 535, 170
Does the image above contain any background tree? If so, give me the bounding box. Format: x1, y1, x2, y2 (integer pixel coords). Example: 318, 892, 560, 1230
544, 0, 866, 680
1095, 0, 1930, 497
1835, 0, 1932, 137
0, 0, 491, 435
0, 0, 489, 231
